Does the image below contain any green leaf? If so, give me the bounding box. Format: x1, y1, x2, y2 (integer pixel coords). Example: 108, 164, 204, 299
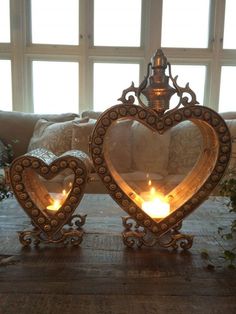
228, 264, 235, 270
201, 250, 209, 260
222, 250, 236, 262
224, 233, 233, 240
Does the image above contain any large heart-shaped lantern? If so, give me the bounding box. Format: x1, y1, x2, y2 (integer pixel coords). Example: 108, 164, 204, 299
89, 50, 231, 247
9, 148, 91, 246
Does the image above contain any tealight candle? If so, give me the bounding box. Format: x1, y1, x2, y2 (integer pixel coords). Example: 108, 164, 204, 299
141, 186, 170, 219
46, 189, 69, 212
46, 199, 61, 212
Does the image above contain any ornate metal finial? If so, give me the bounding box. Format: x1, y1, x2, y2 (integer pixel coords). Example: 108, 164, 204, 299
118, 48, 199, 115
141, 49, 176, 114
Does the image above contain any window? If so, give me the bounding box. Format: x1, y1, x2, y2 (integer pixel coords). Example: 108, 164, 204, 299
219, 66, 236, 112
161, 0, 210, 48
93, 63, 140, 111
94, 0, 142, 47
0, 60, 12, 111
31, 0, 79, 45
0, 1, 236, 114
32, 61, 79, 114
0, 0, 10, 43
223, 0, 236, 49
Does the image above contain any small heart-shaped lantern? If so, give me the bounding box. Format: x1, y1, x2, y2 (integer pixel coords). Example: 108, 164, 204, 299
89, 50, 231, 246
9, 148, 91, 246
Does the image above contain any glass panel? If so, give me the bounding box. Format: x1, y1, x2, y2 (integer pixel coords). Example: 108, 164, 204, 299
24, 168, 74, 213
103, 118, 205, 220
0, 0, 10, 42
0, 60, 12, 111
161, 0, 210, 48
223, 0, 236, 49
32, 61, 79, 114
94, 0, 141, 47
170, 65, 206, 106
31, 0, 79, 45
219, 66, 236, 112
93, 63, 139, 111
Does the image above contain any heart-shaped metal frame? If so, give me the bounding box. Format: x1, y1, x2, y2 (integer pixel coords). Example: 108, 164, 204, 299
9, 148, 91, 246
90, 104, 231, 240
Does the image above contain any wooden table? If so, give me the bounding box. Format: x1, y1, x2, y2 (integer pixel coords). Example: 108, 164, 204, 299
0, 195, 236, 314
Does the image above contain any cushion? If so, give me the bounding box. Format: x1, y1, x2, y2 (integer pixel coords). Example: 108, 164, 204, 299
71, 119, 97, 156
28, 117, 88, 156
81, 111, 102, 120
220, 112, 236, 120
104, 120, 133, 173
0, 110, 79, 158
168, 119, 236, 177
168, 121, 203, 175
131, 121, 171, 177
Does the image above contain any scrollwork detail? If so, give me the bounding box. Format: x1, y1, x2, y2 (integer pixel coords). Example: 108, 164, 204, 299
68, 214, 87, 229
157, 233, 194, 250
167, 62, 199, 112
117, 82, 139, 105
121, 216, 193, 250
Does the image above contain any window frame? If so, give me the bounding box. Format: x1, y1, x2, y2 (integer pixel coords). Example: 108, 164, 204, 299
0, 0, 236, 114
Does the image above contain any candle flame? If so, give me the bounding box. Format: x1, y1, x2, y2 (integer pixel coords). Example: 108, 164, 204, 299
141, 179, 170, 219
46, 199, 61, 211
150, 186, 156, 195
46, 188, 70, 212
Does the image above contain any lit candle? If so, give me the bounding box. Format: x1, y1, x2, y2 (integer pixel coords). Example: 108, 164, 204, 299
46, 189, 69, 212
141, 185, 170, 219
46, 199, 61, 212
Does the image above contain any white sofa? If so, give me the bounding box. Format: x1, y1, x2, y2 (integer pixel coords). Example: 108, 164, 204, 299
1, 109, 236, 195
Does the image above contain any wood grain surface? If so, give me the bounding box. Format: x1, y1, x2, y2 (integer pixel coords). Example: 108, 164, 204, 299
0, 195, 235, 314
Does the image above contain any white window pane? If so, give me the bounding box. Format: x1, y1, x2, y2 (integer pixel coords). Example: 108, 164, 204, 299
219, 66, 236, 112
31, 0, 79, 45
33, 61, 79, 114
0, 0, 10, 42
94, 0, 141, 47
171, 65, 206, 106
223, 0, 236, 49
161, 0, 210, 48
0, 60, 12, 111
93, 63, 139, 111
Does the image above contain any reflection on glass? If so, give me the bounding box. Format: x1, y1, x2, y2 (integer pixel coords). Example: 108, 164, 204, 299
32, 61, 79, 113
103, 119, 205, 220
219, 66, 236, 112
170, 65, 206, 106
161, 0, 210, 48
0, 0, 10, 43
93, 63, 139, 111
31, 0, 79, 45
94, 0, 141, 47
0, 60, 12, 111
223, 0, 236, 49
24, 168, 74, 215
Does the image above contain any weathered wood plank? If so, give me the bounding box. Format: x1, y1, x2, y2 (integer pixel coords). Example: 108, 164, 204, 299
0, 196, 236, 314
0, 294, 236, 314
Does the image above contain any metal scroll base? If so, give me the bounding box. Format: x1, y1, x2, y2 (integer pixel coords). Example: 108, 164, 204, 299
122, 216, 193, 250
18, 214, 87, 247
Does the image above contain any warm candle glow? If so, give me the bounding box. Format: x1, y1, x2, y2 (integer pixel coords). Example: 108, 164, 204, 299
141, 181, 170, 219
46, 199, 61, 211
46, 187, 70, 212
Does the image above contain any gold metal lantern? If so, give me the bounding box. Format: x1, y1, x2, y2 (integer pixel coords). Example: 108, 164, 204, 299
9, 149, 91, 246
89, 49, 231, 250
